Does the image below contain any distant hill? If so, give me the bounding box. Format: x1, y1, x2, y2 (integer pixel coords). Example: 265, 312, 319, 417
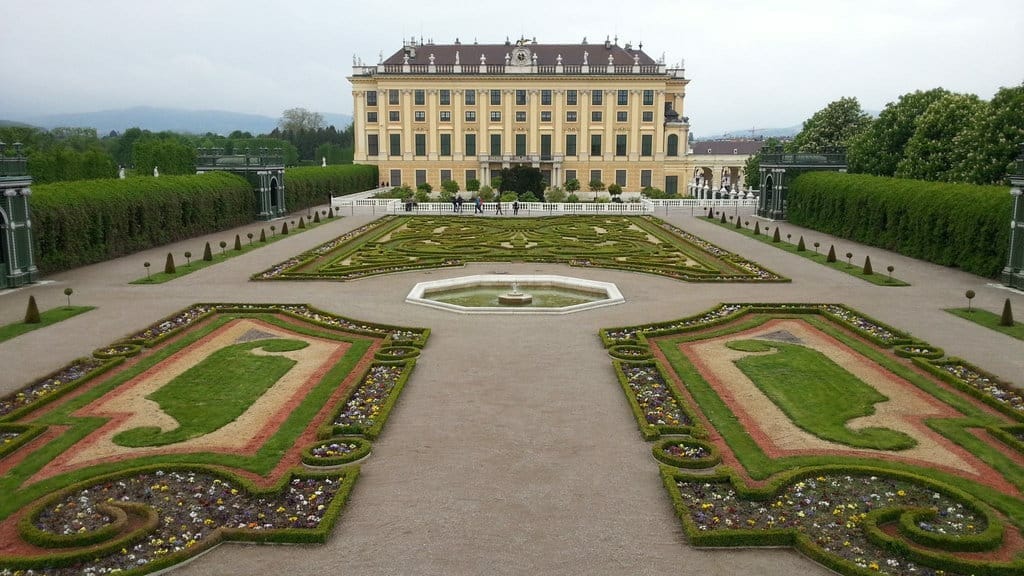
0, 119, 36, 128
7, 107, 353, 136
695, 124, 802, 141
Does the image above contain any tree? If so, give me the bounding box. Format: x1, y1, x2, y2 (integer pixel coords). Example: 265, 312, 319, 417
588, 179, 606, 192
545, 186, 567, 202
24, 295, 40, 324
1000, 298, 1015, 326
790, 97, 871, 153
441, 180, 460, 196
466, 179, 481, 192
498, 166, 544, 198
564, 178, 580, 193
952, 83, 1024, 184
847, 88, 951, 176
279, 108, 325, 132
607, 183, 622, 198
164, 253, 176, 274
895, 93, 987, 182
64, 287, 74, 307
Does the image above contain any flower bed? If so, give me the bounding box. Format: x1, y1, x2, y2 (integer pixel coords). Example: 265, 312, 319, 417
332, 363, 415, 439
652, 438, 719, 469
0, 357, 115, 421
93, 343, 143, 359
614, 362, 694, 440
915, 358, 1024, 420
894, 344, 945, 360
607, 344, 654, 361
301, 438, 371, 467
374, 346, 421, 361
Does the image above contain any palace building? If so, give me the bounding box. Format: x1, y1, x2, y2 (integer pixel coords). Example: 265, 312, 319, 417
350, 37, 715, 196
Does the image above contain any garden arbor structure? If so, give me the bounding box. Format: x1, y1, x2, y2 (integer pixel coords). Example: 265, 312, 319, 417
1002, 143, 1024, 290
196, 148, 287, 221
0, 142, 38, 289
757, 145, 847, 220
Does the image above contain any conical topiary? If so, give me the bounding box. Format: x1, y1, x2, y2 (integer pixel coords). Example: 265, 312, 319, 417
299, 216, 306, 229
328, 206, 335, 218
797, 236, 806, 251
772, 228, 781, 243
313, 211, 321, 223
24, 295, 40, 324
203, 242, 213, 261
281, 222, 289, 235
164, 252, 176, 274
720, 212, 727, 224
863, 255, 873, 275
1001, 298, 1015, 326
826, 245, 837, 263
707, 207, 714, 219
260, 228, 267, 242
734, 216, 742, 229
234, 234, 242, 251
753, 221, 760, 235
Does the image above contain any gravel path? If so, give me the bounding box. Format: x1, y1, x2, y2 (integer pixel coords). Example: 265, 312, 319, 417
1, 206, 1020, 576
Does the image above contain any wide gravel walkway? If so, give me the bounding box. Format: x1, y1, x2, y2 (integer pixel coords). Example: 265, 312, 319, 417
1, 206, 1020, 576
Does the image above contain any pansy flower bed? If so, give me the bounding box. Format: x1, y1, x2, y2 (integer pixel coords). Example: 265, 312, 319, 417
0, 305, 428, 575
602, 304, 1024, 575
251, 215, 788, 283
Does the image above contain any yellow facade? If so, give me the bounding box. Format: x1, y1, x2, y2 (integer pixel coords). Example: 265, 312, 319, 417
350, 39, 704, 194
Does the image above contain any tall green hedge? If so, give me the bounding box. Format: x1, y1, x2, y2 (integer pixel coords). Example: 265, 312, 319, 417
284, 164, 378, 212
30, 173, 254, 273
787, 172, 1012, 277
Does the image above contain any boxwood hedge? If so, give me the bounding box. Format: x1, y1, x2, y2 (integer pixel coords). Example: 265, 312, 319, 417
30, 172, 255, 273
787, 172, 1012, 278
284, 164, 378, 212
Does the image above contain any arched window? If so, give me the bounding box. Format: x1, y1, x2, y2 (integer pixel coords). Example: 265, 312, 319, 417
667, 134, 679, 157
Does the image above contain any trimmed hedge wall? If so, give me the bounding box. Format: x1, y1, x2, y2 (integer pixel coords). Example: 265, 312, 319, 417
284, 164, 378, 212
787, 172, 1012, 278
30, 173, 254, 273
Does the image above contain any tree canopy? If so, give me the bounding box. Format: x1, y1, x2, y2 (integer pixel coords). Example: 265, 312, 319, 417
789, 97, 871, 153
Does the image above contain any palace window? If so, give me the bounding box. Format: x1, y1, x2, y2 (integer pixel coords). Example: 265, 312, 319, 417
388, 89, 399, 105
440, 89, 451, 105
615, 169, 627, 186
642, 89, 654, 106
590, 169, 602, 185
367, 111, 378, 123
439, 111, 451, 122
490, 133, 502, 156
490, 89, 501, 105
367, 134, 379, 156
366, 91, 377, 106
642, 111, 653, 122
388, 111, 400, 122
617, 90, 628, 106
641, 134, 653, 157
389, 133, 401, 156
616, 111, 628, 122
566, 90, 577, 105
640, 170, 652, 188
414, 111, 425, 122
592, 90, 603, 105
591, 111, 602, 122
541, 111, 552, 122
465, 110, 477, 122
414, 134, 426, 156
590, 134, 602, 156
565, 134, 577, 156
490, 111, 502, 122
440, 134, 452, 156
541, 90, 552, 105
615, 134, 627, 156
516, 89, 527, 105
566, 111, 577, 122
515, 111, 527, 122
465, 133, 476, 156
414, 90, 425, 105
465, 90, 476, 105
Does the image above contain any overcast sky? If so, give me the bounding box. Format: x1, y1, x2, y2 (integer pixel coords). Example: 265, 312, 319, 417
2, 0, 1022, 136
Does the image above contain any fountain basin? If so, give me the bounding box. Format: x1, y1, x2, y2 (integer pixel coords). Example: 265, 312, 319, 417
406, 275, 624, 315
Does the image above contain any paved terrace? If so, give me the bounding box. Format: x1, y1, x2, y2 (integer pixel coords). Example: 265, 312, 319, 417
1, 206, 1021, 576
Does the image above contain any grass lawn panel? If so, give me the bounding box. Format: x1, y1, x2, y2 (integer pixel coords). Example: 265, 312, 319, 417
0, 304, 428, 576
602, 304, 1024, 575
702, 216, 910, 286
727, 338, 916, 450
113, 338, 309, 447
255, 215, 787, 283
0, 306, 95, 343
946, 308, 1024, 341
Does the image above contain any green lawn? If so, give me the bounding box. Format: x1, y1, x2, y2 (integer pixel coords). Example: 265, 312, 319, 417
113, 338, 309, 447
727, 339, 916, 450
704, 216, 910, 286
131, 215, 334, 284
0, 306, 95, 343
946, 307, 1024, 341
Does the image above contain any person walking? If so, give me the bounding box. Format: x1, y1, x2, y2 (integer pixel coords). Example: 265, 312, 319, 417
512, 200, 519, 216
474, 196, 483, 214
495, 197, 503, 215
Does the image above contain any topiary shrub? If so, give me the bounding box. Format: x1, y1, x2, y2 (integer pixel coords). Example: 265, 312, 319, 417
772, 228, 781, 243
734, 216, 742, 229
797, 236, 805, 251
24, 295, 40, 324
164, 252, 176, 274
863, 255, 873, 275
720, 212, 727, 223
260, 228, 267, 242
1001, 298, 1014, 326
203, 242, 213, 261
313, 211, 321, 223
282, 222, 289, 235
826, 244, 836, 262
707, 207, 714, 219
753, 221, 760, 235
299, 216, 306, 229
234, 234, 242, 251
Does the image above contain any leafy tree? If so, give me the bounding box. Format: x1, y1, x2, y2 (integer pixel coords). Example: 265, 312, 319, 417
895, 93, 987, 182
588, 179, 605, 192
279, 107, 325, 132
790, 97, 871, 153
132, 136, 196, 176
441, 179, 460, 195
847, 88, 951, 176
564, 178, 580, 193
478, 185, 495, 201
951, 83, 1024, 184
607, 183, 622, 197
466, 178, 480, 192
544, 186, 567, 202
498, 166, 544, 198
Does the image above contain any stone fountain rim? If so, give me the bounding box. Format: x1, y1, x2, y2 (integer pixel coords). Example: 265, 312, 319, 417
405, 274, 625, 315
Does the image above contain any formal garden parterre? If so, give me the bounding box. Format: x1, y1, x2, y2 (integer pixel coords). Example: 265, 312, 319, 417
0, 304, 428, 575
602, 304, 1024, 576
254, 215, 788, 283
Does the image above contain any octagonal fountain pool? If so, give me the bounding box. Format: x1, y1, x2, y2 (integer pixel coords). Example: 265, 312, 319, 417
406, 275, 624, 315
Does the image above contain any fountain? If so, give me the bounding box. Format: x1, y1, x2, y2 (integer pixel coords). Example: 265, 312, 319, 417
498, 281, 533, 305
406, 275, 624, 315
